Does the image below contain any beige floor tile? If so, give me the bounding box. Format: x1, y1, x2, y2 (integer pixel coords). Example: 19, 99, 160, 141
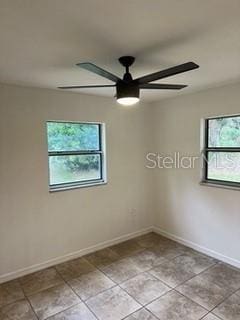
47, 303, 97, 319
86, 286, 141, 320
121, 272, 170, 305
101, 257, 143, 284
149, 242, 189, 260
110, 239, 143, 257
0, 299, 37, 320
130, 250, 168, 271
55, 258, 96, 281
200, 263, 240, 293
29, 283, 80, 320
149, 259, 195, 287
0, 280, 24, 308
147, 290, 207, 320
135, 233, 168, 249
176, 274, 229, 310
125, 308, 159, 319
68, 270, 115, 301
172, 252, 217, 274
84, 248, 120, 268
213, 293, 240, 320
19, 267, 64, 296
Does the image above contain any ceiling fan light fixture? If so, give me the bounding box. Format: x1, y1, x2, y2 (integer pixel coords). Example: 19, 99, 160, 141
117, 97, 139, 106
116, 82, 140, 106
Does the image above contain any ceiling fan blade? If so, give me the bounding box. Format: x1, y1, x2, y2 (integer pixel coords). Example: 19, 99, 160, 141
135, 62, 199, 84
58, 85, 116, 89
77, 62, 121, 83
140, 83, 187, 90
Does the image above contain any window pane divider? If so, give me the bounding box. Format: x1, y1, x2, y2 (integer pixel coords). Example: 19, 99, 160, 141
205, 147, 240, 152
48, 150, 102, 156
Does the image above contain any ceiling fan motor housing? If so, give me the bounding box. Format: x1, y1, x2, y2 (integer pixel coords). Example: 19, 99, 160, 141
116, 81, 140, 100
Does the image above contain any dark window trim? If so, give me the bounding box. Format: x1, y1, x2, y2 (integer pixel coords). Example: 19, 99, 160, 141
47, 121, 106, 191
49, 151, 103, 156
201, 115, 240, 189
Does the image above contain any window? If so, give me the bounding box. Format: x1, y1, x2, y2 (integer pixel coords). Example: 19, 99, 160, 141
47, 121, 106, 191
202, 115, 240, 188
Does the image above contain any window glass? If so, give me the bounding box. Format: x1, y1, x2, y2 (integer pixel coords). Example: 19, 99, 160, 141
49, 154, 101, 185
47, 121, 105, 190
208, 116, 240, 147
47, 122, 100, 151
207, 152, 240, 183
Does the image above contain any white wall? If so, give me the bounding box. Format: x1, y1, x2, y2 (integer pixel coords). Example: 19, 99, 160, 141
0, 84, 155, 280
1, 81, 240, 281
152, 82, 240, 267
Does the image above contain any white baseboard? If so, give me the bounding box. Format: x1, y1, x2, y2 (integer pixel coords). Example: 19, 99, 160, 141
153, 226, 240, 269
0, 227, 152, 284
2, 225, 239, 284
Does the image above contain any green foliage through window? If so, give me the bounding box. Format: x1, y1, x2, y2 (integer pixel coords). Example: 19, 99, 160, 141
47, 122, 100, 151
204, 115, 240, 187
208, 116, 240, 147
47, 122, 104, 187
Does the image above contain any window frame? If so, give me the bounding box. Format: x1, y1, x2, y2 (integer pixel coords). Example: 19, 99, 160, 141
201, 114, 240, 190
46, 120, 107, 192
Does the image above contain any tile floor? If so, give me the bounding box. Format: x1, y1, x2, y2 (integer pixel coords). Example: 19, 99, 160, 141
0, 232, 240, 320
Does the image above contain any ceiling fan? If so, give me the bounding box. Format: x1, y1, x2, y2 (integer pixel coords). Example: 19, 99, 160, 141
58, 56, 199, 106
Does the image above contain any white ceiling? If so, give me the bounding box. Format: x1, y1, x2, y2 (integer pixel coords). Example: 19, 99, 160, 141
0, 0, 240, 102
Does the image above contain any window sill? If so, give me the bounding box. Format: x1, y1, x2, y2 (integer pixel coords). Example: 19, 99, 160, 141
200, 180, 240, 191
49, 180, 107, 192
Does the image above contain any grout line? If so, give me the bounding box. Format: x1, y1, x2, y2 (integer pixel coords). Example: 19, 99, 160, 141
83, 248, 152, 318
41, 267, 85, 320
45, 265, 100, 320
147, 309, 162, 320
20, 279, 40, 320
172, 263, 222, 309
25, 297, 40, 320
93, 248, 178, 317
0, 286, 26, 309
199, 311, 223, 320
53, 254, 128, 319
173, 261, 240, 317
44, 266, 102, 320
117, 283, 144, 308
67, 275, 116, 302
174, 289, 209, 313
144, 270, 173, 289
0, 278, 40, 320
83, 301, 101, 320
121, 306, 161, 320
97, 258, 173, 290
43, 301, 83, 320
55, 261, 116, 320
145, 288, 175, 306
174, 261, 220, 291
206, 287, 240, 318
